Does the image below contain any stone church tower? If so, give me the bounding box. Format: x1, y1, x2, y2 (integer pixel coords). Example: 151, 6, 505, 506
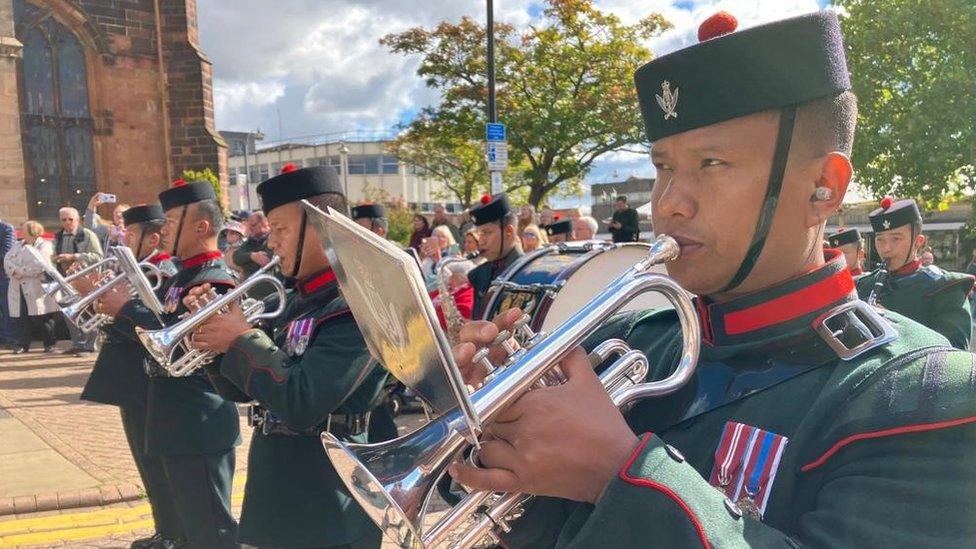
0, 0, 226, 225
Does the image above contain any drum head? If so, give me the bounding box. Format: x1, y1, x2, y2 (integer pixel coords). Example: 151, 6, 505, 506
541, 244, 674, 331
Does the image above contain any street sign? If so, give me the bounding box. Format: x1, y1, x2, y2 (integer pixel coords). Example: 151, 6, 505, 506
486, 141, 508, 171
491, 171, 503, 194
485, 123, 506, 142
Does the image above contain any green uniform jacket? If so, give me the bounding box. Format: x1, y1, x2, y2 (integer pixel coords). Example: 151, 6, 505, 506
214, 269, 387, 548
470, 247, 523, 319
507, 256, 976, 548
856, 263, 974, 349
80, 252, 177, 407
113, 253, 242, 456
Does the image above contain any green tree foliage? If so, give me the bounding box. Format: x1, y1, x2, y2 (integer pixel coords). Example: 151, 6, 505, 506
181, 168, 227, 216
383, 0, 669, 207
839, 0, 976, 202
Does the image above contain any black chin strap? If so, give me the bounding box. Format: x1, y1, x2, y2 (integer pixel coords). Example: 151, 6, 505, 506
722, 106, 797, 292
136, 225, 147, 261
171, 205, 188, 257
291, 209, 307, 279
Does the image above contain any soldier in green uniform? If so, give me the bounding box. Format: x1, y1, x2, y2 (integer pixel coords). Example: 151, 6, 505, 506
183, 165, 386, 549
98, 180, 241, 549
78, 205, 182, 549
444, 11, 976, 548
467, 193, 523, 318
827, 227, 865, 276
856, 198, 974, 349
545, 218, 574, 244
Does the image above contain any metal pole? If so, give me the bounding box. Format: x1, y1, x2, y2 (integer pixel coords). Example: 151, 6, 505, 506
487, 0, 497, 123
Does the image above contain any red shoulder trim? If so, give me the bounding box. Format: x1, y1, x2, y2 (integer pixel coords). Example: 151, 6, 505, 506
619, 434, 711, 549
801, 415, 976, 472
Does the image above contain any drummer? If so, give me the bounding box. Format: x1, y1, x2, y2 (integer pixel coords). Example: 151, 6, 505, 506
467, 193, 524, 318
546, 217, 575, 244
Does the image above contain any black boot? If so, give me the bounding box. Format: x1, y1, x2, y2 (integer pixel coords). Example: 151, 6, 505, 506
130, 533, 161, 548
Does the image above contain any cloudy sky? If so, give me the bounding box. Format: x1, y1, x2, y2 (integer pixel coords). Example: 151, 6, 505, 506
199, 0, 828, 202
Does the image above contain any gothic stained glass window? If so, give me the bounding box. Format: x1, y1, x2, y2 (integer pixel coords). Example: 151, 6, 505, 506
14, 0, 96, 222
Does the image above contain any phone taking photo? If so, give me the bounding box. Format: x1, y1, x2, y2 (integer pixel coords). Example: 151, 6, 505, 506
101, 193, 117, 203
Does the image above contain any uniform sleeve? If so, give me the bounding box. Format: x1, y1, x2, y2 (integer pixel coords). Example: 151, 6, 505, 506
112, 298, 165, 342
219, 316, 376, 430
925, 278, 974, 350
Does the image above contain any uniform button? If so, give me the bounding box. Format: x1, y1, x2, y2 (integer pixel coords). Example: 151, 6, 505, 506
664, 444, 685, 463
724, 498, 742, 520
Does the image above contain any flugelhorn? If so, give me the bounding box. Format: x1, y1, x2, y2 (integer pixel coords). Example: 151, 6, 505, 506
60, 246, 164, 333
136, 256, 287, 377
436, 252, 481, 346
321, 235, 700, 548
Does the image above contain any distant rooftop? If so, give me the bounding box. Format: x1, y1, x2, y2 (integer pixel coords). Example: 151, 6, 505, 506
220, 129, 402, 157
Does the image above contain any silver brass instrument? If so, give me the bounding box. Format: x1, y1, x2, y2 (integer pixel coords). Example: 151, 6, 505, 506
321, 235, 700, 548
136, 256, 287, 377
60, 246, 165, 333
436, 252, 481, 346
22, 245, 117, 305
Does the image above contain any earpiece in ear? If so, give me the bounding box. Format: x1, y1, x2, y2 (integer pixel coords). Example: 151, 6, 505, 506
811, 187, 833, 202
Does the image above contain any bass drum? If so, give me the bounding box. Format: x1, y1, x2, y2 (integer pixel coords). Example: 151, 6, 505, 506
480, 241, 679, 331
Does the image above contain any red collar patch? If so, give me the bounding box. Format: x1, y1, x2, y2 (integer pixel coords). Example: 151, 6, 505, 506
148, 251, 172, 265
891, 259, 921, 277
697, 250, 856, 345
181, 250, 222, 269
299, 269, 337, 295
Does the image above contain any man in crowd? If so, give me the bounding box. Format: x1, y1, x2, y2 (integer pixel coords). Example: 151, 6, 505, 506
0, 217, 15, 349
431, 203, 461, 242
232, 211, 275, 298
827, 226, 865, 275
575, 216, 599, 241
546, 217, 575, 244
539, 208, 555, 229
54, 206, 103, 355
351, 203, 388, 238
76, 205, 182, 549
856, 197, 974, 349
468, 193, 523, 317
183, 165, 387, 548
99, 180, 241, 548
84, 192, 129, 251
608, 195, 640, 243
446, 11, 976, 547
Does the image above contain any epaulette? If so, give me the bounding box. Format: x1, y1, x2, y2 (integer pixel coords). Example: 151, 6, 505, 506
925, 272, 976, 297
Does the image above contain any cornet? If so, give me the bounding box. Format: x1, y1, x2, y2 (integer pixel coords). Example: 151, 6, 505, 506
61, 246, 164, 333
321, 235, 700, 548
136, 256, 287, 377
21, 245, 117, 305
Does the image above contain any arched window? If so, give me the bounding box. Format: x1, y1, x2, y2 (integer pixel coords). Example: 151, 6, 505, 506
14, 0, 96, 223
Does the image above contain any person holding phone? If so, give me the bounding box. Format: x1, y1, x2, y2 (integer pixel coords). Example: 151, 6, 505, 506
85, 191, 129, 251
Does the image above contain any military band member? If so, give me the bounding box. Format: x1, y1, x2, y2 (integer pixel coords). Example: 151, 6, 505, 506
827, 226, 864, 275
98, 180, 241, 549
184, 165, 387, 549
546, 217, 575, 244
351, 203, 388, 237
467, 193, 524, 317
856, 197, 974, 349
77, 205, 182, 549
448, 11, 976, 548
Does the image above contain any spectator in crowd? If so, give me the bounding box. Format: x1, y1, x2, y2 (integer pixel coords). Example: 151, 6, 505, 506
54, 206, 102, 355
459, 210, 476, 236
220, 220, 247, 276
430, 259, 476, 331
84, 192, 129, 251
462, 229, 481, 257
608, 195, 640, 243
0, 217, 15, 349
420, 225, 461, 282
919, 247, 936, 267
966, 249, 976, 277
5, 220, 58, 354
575, 216, 599, 241
409, 214, 432, 252
431, 203, 461, 242
518, 204, 536, 233
521, 224, 548, 252
233, 211, 276, 298
540, 208, 555, 229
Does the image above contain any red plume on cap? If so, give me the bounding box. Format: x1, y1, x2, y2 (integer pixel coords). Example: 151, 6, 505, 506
480, 194, 492, 205
698, 11, 738, 42
880, 196, 893, 209
280, 163, 298, 174
172, 178, 186, 187
554, 214, 561, 221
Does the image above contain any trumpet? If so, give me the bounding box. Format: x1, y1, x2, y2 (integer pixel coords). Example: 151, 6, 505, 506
136, 256, 287, 377
60, 246, 164, 333
321, 235, 700, 548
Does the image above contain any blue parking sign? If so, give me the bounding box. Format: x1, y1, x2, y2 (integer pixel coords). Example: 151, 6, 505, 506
486, 123, 506, 142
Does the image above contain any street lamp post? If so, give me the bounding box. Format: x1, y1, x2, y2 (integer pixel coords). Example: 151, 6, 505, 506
338, 141, 350, 200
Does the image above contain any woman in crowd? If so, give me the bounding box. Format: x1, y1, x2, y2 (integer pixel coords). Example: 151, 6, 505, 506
220, 220, 247, 276
521, 223, 548, 252
409, 214, 432, 253
429, 259, 475, 331
4, 221, 58, 354
420, 225, 461, 282
462, 229, 480, 257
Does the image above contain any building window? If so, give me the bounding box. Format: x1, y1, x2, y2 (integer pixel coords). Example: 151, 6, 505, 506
248, 164, 270, 184
315, 156, 342, 174
381, 155, 400, 175
15, 0, 96, 223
